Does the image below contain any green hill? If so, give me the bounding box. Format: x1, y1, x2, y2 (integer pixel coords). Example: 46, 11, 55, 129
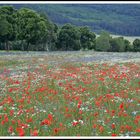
1, 4, 140, 36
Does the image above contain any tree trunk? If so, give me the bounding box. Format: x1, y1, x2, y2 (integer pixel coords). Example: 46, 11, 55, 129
27, 42, 30, 52
7, 41, 9, 51
21, 40, 24, 51
45, 42, 49, 51
10, 42, 13, 50
5, 41, 9, 52
4, 42, 7, 51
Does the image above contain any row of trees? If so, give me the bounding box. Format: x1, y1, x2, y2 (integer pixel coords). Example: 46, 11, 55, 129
0, 6, 57, 51
0, 6, 140, 52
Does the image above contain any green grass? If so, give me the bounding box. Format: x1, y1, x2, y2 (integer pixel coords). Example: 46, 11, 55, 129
0, 60, 22, 67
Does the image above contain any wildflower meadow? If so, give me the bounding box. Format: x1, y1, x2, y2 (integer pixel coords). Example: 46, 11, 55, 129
0, 51, 140, 137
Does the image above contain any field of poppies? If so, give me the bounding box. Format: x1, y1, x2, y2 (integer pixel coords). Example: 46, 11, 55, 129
0, 51, 140, 137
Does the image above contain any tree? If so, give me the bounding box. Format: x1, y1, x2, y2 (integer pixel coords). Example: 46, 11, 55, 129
117, 37, 126, 52
109, 37, 126, 52
95, 31, 111, 51
109, 38, 118, 52
56, 23, 81, 51
124, 39, 131, 52
39, 13, 58, 51
133, 39, 140, 52
79, 26, 96, 50
44, 23, 58, 51
0, 6, 16, 51
16, 8, 49, 51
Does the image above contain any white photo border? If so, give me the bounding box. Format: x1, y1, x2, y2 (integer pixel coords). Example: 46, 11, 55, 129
0, 1, 140, 139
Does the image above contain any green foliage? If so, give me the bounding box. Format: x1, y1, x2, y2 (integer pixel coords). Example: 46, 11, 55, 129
16, 8, 49, 51
80, 26, 96, 50
0, 5, 139, 52
95, 32, 133, 52
57, 24, 81, 51
109, 37, 127, 52
124, 39, 132, 52
9, 4, 140, 36
133, 39, 140, 52
95, 31, 111, 51
45, 23, 58, 51
0, 17, 12, 41
0, 6, 16, 51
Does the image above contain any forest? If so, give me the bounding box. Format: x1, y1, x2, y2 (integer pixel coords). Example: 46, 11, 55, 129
0, 5, 140, 52
5, 4, 140, 36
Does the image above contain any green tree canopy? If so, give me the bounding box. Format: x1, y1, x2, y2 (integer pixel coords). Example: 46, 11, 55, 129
0, 6, 16, 51
133, 39, 140, 52
124, 39, 131, 52
16, 8, 49, 51
57, 23, 81, 51
109, 37, 127, 52
0, 5, 139, 52
95, 31, 111, 51
80, 26, 96, 50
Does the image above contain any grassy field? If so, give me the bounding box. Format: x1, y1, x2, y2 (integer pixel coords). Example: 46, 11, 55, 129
0, 51, 140, 137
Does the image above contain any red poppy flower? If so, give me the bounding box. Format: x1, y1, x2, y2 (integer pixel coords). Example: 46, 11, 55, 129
111, 123, 115, 129
41, 119, 51, 126
16, 127, 25, 136
8, 126, 14, 133
112, 133, 117, 136
136, 128, 140, 133
48, 114, 53, 121
31, 129, 38, 136
99, 126, 104, 133
119, 103, 124, 110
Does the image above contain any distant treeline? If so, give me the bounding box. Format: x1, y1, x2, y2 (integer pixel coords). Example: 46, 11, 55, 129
0, 6, 140, 52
